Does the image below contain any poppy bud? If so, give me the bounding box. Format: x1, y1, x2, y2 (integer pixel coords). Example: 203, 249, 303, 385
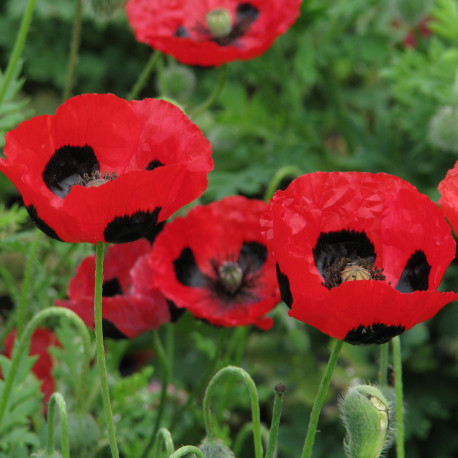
339, 384, 393, 458
55, 412, 101, 454
90, 0, 125, 19
157, 65, 196, 104
206, 9, 233, 38
200, 438, 235, 457
428, 106, 458, 153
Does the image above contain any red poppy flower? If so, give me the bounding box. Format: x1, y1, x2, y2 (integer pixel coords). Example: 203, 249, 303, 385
438, 161, 458, 235
261, 172, 457, 344
4, 328, 60, 404
56, 239, 171, 338
148, 196, 280, 329
0, 94, 213, 244
125, 0, 302, 66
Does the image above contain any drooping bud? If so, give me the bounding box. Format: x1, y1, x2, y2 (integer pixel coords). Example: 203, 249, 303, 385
339, 384, 393, 458
428, 106, 458, 153
200, 438, 235, 458
89, 0, 126, 19
206, 9, 232, 38
218, 261, 243, 295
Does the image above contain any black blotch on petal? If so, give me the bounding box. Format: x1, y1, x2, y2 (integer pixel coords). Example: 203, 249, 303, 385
42, 145, 99, 198
395, 250, 431, 293
26, 205, 62, 241
145, 159, 164, 171
173, 247, 207, 288
313, 230, 376, 278
104, 208, 162, 244
276, 263, 293, 308
344, 323, 405, 345
166, 299, 186, 322
102, 319, 128, 340
145, 220, 166, 244
236, 3, 260, 23
102, 278, 123, 297
175, 26, 190, 38
238, 241, 267, 274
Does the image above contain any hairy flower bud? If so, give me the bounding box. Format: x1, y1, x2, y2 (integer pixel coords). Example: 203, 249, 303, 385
429, 106, 458, 153
200, 438, 235, 458
339, 384, 394, 458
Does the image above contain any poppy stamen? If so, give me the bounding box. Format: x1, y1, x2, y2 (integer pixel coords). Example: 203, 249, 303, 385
78, 170, 118, 188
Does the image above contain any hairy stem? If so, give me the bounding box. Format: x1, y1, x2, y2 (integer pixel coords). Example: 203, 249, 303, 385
392, 336, 405, 458
46, 392, 70, 458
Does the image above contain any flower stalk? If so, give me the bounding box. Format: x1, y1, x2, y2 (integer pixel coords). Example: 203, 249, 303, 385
127, 51, 162, 101
301, 338, 344, 458
392, 336, 405, 458
265, 383, 287, 458
46, 392, 70, 458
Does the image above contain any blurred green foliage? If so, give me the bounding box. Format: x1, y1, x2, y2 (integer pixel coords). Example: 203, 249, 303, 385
1, 0, 458, 457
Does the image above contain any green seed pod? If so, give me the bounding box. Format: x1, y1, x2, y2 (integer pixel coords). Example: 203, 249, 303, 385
429, 106, 458, 153
339, 384, 393, 458
206, 9, 232, 38
200, 438, 235, 458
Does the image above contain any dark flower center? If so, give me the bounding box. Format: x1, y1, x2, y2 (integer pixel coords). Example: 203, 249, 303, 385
175, 3, 259, 46
102, 278, 123, 297
217, 260, 243, 295
77, 170, 118, 188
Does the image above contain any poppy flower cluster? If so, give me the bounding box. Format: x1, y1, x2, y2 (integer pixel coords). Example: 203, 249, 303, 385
56, 240, 171, 339
0, 94, 213, 244
125, 0, 302, 66
147, 195, 281, 329
3, 328, 60, 406
261, 172, 457, 345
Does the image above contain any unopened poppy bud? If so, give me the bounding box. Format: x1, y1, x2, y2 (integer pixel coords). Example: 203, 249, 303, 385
206, 9, 232, 38
90, 0, 126, 19
218, 261, 243, 295
157, 65, 196, 103
428, 106, 458, 153
339, 384, 393, 458
200, 438, 235, 457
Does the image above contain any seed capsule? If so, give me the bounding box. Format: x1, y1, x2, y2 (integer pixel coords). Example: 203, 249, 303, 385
341, 263, 372, 283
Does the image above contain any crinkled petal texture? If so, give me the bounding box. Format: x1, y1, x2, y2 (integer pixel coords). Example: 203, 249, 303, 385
261, 172, 457, 344
56, 240, 171, 338
125, 0, 302, 66
439, 160, 458, 235
4, 328, 60, 405
0, 94, 213, 244
149, 195, 280, 329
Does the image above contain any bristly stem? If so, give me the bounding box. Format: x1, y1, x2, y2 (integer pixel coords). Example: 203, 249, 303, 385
16, 231, 42, 338
0, 0, 37, 105
140, 330, 171, 458
203, 365, 263, 458
62, 0, 84, 100
265, 384, 287, 458
0, 307, 92, 429
169, 445, 205, 458
46, 392, 70, 458
127, 51, 162, 101
301, 338, 344, 458
392, 336, 405, 458
190, 64, 227, 119
264, 166, 303, 202
94, 242, 119, 458
379, 342, 389, 386
152, 427, 175, 458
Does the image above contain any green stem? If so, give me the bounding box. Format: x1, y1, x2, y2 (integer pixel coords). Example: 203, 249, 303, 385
264, 166, 303, 202
379, 343, 389, 387
392, 336, 405, 458
62, 0, 83, 100
152, 427, 175, 458
17, 231, 42, 338
190, 64, 227, 118
46, 392, 70, 458
265, 384, 286, 458
233, 422, 270, 456
140, 330, 171, 458
169, 445, 205, 458
94, 242, 119, 458
0, 0, 37, 105
0, 307, 91, 429
165, 323, 174, 376
127, 51, 162, 100
203, 365, 263, 458
301, 339, 344, 458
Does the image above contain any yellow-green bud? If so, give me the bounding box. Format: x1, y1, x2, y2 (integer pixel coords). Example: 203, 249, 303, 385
339, 384, 393, 458
428, 106, 458, 153
206, 9, 232, 38
200, 438, 235, 458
